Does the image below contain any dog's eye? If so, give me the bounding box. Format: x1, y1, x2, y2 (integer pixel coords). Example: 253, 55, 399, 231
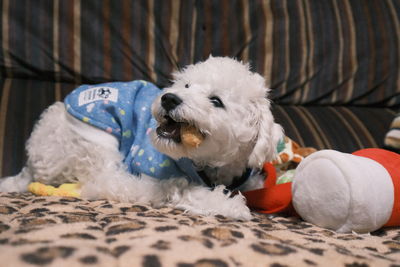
185, 84, 190, 88
209, 96, 224, 108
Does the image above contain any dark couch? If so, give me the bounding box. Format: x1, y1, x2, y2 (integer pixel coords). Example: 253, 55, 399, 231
1, 0, 398, 177
1, 1, 399, 266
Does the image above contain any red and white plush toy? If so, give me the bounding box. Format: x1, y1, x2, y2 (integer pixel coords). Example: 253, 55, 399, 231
244, 148, 400, 233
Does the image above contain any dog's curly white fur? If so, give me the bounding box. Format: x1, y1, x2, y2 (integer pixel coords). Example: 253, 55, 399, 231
0, 57, 283, 220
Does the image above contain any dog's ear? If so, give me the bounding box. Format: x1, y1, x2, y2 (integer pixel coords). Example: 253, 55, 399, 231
247, 97, 284, 169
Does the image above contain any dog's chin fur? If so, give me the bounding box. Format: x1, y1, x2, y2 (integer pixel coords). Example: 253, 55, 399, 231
0, 56, 283, 221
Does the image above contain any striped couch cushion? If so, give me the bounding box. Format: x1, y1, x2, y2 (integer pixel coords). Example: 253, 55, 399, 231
0, 78, 395, 177
0, 1, 399, 176
274, 105, 395, 152
1, 1, 399, 105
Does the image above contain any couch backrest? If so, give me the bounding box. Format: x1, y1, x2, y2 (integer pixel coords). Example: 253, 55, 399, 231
1, 0, 399, 106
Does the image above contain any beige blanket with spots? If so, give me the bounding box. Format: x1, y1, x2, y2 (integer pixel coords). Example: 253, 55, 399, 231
0, 192, 399, 267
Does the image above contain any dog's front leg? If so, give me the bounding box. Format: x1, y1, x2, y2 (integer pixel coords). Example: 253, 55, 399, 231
81, 172, 252, 220
158, 179, 252, 220
79, 169, 165, 204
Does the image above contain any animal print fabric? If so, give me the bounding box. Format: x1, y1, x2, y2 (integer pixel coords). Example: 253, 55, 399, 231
0, 193, 399, 267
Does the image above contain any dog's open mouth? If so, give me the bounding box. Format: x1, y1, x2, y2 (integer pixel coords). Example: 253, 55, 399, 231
156, 115, 205, 147
156, 116, 183, 143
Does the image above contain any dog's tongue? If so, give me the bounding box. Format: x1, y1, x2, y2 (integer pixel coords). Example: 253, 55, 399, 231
157, 119, 182, 143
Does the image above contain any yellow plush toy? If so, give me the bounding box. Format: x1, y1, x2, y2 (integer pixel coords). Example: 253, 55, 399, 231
28, 182, 81, 197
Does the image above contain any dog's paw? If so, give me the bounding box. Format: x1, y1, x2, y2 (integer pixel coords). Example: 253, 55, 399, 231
0, 178, 13, 192
0, 167, 32, 193
0, 176, 27, 192
172, 185, 252, 221
219, 191, 252, 220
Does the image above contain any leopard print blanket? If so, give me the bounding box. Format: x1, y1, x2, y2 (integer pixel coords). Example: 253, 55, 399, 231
0, 193, 399, 267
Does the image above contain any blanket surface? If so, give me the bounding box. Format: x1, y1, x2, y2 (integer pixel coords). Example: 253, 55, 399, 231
1, 193, 400, 267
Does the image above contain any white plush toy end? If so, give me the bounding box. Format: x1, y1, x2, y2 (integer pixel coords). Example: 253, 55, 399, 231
292, 149, 399, 233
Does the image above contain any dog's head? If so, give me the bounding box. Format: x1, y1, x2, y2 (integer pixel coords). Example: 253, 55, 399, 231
151, 56, 283, 169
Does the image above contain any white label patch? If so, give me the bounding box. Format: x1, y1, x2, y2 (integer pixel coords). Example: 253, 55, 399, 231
78, 87, 119, 106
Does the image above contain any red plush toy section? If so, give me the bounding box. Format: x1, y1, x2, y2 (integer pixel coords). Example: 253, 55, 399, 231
353, 148, 400, 227
243, 163, 295, 215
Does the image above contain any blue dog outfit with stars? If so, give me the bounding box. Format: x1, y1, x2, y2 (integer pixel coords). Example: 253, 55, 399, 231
64, 80, 256, 189
65, 80, 203, 183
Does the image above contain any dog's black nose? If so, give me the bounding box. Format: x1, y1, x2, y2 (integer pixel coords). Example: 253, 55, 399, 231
161, 93, 183, 112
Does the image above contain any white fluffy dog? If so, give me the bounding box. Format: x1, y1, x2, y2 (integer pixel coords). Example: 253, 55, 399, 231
0, 57, 283, 220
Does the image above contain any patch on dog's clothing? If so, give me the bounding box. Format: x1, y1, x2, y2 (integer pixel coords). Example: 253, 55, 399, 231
64, 80, 203, 184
